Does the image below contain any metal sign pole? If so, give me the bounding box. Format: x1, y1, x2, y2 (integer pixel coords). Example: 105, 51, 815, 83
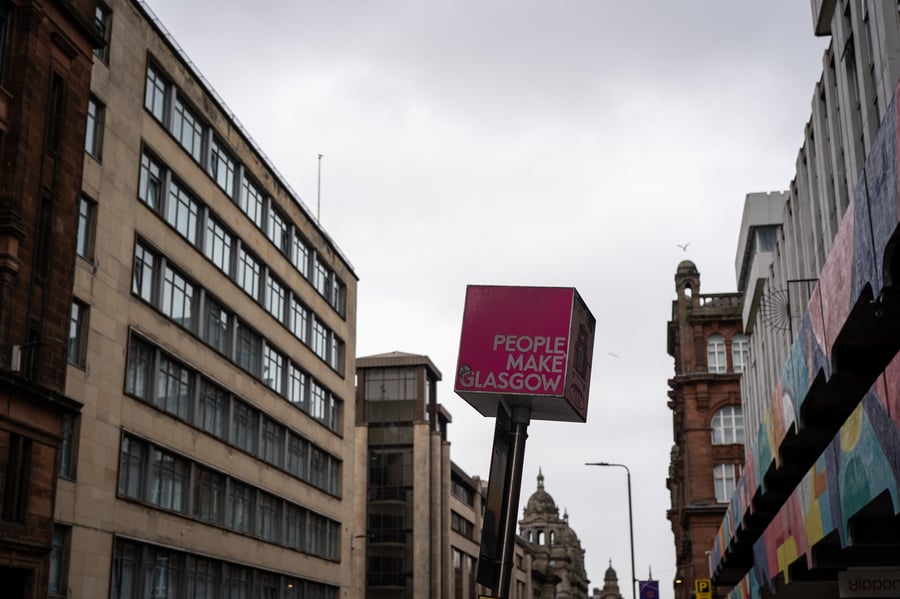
495, 404, 531, 599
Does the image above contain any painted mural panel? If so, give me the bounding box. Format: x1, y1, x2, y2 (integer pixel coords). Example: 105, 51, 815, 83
711, 88, 900, 583
726, 353, 900, 598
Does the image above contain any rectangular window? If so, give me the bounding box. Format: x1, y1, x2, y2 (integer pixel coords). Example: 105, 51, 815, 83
162, 264, 195, 330
263, 345, 284, 395
126, 335, 154, 401
202, 296, 231, 355
267, 207, 289, 256
232, 401, 257, 454
228, 481, 253, 534
193, 467, 225, 525
240, 177, 265, 229
290, 297, 308, 343
331, 278, 346, 315
237, 247, 261, 300
284, 503, 305, 551
58, 413, 76, 479
138, 151, 164, 211
147, 547, 183, 599
93, 2, 112, 62
68, 300, 88, 367
312, 318, 328, 361
149, 447, 188, 512
258, 492, 281, 543
329, 335, 343, 372
235, 323, 261, 375
265, 276, 286, 322
197, 379, 228, 438
155, 354, 192, 420
314, 259, 330, 298
118, 435, 146, 500
132, 242, 157, 303
144, 64, 168, 123
188, 557, 219, 599
209, 138, 236, 198
288, 364, 307, 410
261, 418, 283, 467
166, 180, 200, 245
287, 434, 308, 481
172, 95, 204, 163
292, 232, 310, 278
204, 216, 232, 274
111, 540, 139, 599
85, 95, 104, 158
49, 525, 69, 595
76, 195, 96, 260
714, 463, 738, 503
310, 381, 326, 421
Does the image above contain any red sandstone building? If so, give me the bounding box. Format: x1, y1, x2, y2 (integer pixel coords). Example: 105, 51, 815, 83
666, 261, 746, 599
0, 0, 98, 596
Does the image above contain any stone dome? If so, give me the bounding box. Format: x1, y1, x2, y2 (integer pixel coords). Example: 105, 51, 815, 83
605, 562, 617, 580
524, 469, 558, 516
676, 259, 697, 275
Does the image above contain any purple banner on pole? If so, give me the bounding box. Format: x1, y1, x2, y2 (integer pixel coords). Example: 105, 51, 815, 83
639, 580, 659, 599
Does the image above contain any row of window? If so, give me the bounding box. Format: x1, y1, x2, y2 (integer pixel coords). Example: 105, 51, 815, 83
450, 476, 475, 507
142, 61, 346, 316
125, 335, 341, 496
131, 240, 343, 434
450, 510, 474, 540
136, 150, 344, 372
109, 537, 338, 599
707, 333, 749, 374
118, 433, 340, 560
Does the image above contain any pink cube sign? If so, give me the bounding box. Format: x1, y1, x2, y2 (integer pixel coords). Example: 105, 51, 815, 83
454, 285, 595, 423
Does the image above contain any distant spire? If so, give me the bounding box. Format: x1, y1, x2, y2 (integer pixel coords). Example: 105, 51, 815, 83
537, 468, 544, 490
648, 565, 654, 580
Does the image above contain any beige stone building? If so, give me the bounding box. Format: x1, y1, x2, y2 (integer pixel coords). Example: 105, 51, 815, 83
354, 351, 588, 599
54, 0, 357, 597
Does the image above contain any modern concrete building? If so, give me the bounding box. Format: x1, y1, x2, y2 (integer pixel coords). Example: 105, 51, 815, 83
51, 0, 358, 597
0, 1, 97, 597
666, 261, 745, 599
354, 351, 592, 599
709, 2, 900, 597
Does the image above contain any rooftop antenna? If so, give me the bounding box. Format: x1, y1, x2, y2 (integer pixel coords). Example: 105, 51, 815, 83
316, 153, 323, 222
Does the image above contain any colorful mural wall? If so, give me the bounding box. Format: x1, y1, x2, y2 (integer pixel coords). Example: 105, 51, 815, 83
710, 86, 900, 595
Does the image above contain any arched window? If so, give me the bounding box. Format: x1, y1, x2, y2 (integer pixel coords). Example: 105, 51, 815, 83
732, 334, 749, 373
711, 405, 743, 444
707, 334, 726, 373
536, 530, 545, 545
713, 463, 739, 503
549, 530, 555, 546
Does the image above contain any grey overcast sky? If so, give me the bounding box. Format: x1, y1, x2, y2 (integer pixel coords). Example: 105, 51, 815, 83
143, 1, 829, 595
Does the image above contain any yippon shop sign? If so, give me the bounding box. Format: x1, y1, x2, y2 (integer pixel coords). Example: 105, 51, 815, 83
454, 285, 595, 422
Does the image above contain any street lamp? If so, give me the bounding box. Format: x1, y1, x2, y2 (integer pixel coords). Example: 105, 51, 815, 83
586, 462, 636, 599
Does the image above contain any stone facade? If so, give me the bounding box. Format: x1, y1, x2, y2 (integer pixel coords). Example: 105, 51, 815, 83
519, 470, 590, 599
47, 0, 359, 597
666, 260, 744, 599
0, 1, 96, 597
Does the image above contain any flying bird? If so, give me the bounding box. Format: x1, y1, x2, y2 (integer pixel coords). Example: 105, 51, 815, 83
676, 242, 690, 252
608, 352, 620, 359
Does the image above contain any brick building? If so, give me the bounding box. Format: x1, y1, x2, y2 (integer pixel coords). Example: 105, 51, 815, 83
667, 260, 745, 599
0, 0, 98, 597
